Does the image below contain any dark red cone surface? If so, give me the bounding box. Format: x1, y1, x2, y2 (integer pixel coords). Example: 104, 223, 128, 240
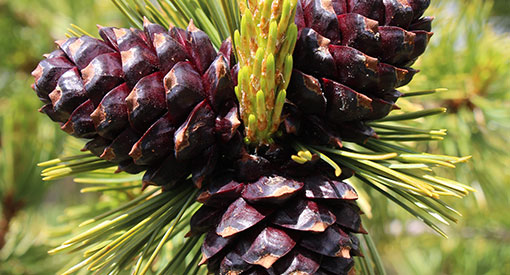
32, 20, 239, 189
287, 0, 432, 145
194, 169, 365, 275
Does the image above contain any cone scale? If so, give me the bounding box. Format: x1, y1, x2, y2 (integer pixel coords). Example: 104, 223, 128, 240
32, 0, 435, 274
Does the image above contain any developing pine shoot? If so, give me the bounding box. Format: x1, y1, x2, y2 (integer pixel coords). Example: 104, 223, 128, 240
234, 0, 298, 144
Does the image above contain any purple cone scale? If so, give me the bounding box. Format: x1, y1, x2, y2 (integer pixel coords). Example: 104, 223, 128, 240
32, 0, 433, 273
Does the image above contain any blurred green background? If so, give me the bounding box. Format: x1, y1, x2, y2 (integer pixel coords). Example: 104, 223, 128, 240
0, 0, 508, 274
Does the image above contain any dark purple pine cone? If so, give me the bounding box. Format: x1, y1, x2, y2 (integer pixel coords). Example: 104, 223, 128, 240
32, 19, 239, 189
192, 164, 366, 275
285, 0, 432, 145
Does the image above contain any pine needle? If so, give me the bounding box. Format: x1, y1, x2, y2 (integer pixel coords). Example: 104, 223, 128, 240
401, 88, 448, 97
139, 189, 197, 275
377, 108, 447, 122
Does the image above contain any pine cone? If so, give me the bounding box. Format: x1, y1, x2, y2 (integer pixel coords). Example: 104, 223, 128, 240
286, 0, 432, 143
32, 20, 238, 188
193, 164, 364, 274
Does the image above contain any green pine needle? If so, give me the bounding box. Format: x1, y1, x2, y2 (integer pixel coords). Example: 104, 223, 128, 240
359, 232, 387, 275
401, 88, 448, 97
51, 184, 199, 275
377, 107, 447, 122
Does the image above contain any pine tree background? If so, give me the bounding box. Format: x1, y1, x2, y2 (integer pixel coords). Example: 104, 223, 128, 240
0, 0, 509, 274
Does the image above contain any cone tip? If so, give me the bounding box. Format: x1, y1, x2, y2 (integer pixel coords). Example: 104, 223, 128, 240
187, 19, 198, 32
143, 16, 151, 26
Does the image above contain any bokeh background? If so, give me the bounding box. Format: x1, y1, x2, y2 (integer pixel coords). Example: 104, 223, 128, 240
0, 0, 509, 274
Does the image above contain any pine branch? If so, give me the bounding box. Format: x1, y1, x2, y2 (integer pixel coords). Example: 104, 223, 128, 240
33, 0, 479, 273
